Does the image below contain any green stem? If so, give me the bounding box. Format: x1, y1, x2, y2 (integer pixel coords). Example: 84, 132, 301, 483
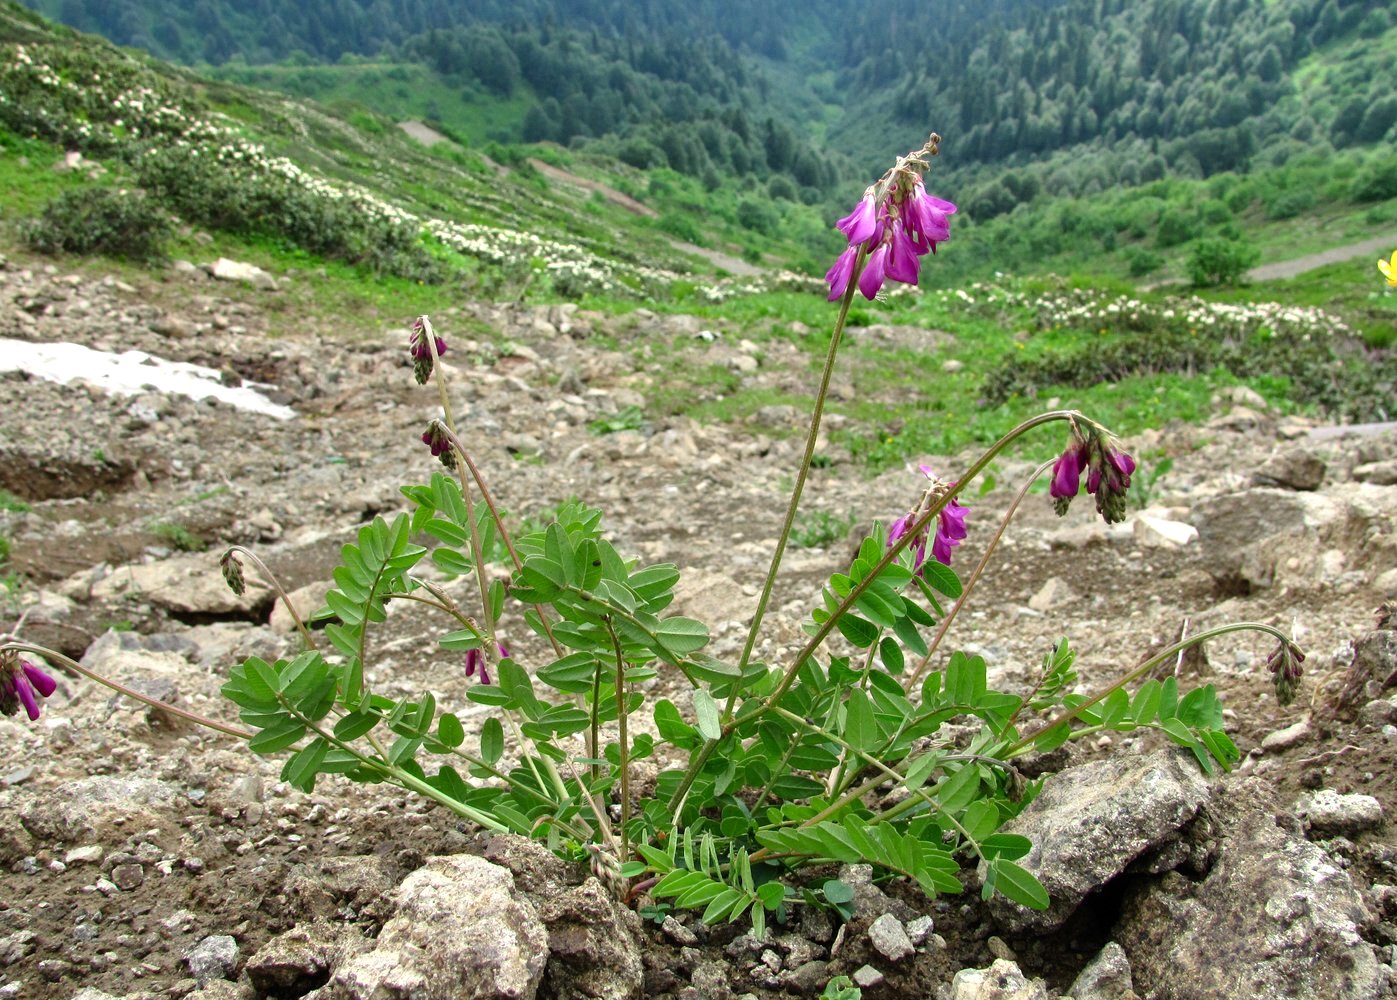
423, 317, 562, 659
2, 641, 250, 740
606, 617, 631, 861
908, 458, 1054, 689
225, 547, 317, 653
667, 411, 1079, 814
1001, 621, 1296, 757
731, 257, 863, 694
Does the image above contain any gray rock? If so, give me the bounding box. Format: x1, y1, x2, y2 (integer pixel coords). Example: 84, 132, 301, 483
662, 915, 698, 946
185, 934, 238, 983
1299, 789, 1384, 837
1352, 459, 1397, 485
22, 775, 179, 842
207, 258, 277, 289
1260, 717, 1311, 752
246, 920, 363, 995
1254, 449, 1326, 491
482, 834, 643, 999
284, 855, 400, 925
1028, 576, 1078, 612
71, 991, 124, 1000
1067, 941, 1137, 1000
536, 878, 644, 999
948, 959, 1049, 999
867, 913, 914, 962
92, 552, 266, 617
782, 959, 830, 995
852, 964, 885, 988
1117, 786, 1384, 999
334, 854, 548, 1000
987, 751, 1212, 934
1192, 488, 1351, 591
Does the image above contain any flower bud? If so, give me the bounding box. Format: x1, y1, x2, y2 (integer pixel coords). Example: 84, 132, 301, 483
1266, 639, 1305, 706
220, 550, 246, 596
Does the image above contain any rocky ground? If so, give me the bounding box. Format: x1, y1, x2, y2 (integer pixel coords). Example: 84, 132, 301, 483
0, 250, 1395, 1000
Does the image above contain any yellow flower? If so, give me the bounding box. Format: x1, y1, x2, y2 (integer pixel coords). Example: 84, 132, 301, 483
1381, 252, 1397, 287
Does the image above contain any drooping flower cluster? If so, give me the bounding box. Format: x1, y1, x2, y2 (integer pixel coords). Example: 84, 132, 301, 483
421, 419, 456, 469
466, 642, 510, 685
220, 550, 246, 597
1, 651, 57, 721
886, 464, 971, 571
1049, 429, 1137, 524
1266, 639, 1305, 706
826, 134, 957, 302
410, 316, 447, 385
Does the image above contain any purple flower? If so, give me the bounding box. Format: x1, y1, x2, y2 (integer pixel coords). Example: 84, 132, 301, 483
931, 495, 969, 566
825, 245, 858, 301
1086, 442, 1135, 524
836, 190, 878, 246
466, 642, 509, 685
886, 513, 913, 546
421, 420, 457, 469
904, 181, 955, 247
409, 316, 446, 385
858, 243, 889, 300
1, 657, 57, 721
826, 138, 955, 301
885, 222, 921, 285
1266, 639, 1305, 706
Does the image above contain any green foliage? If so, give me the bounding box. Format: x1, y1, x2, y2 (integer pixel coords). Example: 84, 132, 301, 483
23, 187, 171, 261
148, 520, 206, 553
0, 489, 30, 513
791, 510, 856, 550
1125, 247, 1162, 277
1351, 157, 1397, 203
1187, 238, 1260, 287
588, 405, 646, 436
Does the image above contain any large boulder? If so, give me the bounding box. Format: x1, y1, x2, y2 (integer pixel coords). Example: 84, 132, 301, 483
333, 854, 549, 1000
1117, 783, 1385, 999
987, 751, 1213, 934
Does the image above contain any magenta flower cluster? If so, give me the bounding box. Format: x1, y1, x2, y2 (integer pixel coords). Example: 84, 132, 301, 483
1049, 432, 1137, 524
1, 656, 57, 721
826, 171, 956, 301
886, 465, 971, 571
409, 316, 447, 385
466, 643, 509, 685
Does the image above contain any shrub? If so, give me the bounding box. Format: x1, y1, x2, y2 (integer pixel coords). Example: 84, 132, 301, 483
1351, 157, 1397, 203
1187, 238, 1259, 287
1125, 247, 1163, 276
24, 187, 172, 261
1155, 207, 1199, 248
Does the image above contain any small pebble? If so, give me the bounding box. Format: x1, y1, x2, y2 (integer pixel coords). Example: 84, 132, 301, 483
853, 964, 885, 988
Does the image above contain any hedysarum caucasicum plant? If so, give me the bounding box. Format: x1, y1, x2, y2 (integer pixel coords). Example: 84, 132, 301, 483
0, 133, 1310, 943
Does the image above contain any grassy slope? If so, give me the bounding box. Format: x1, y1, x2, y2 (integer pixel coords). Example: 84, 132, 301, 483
1, 2, 1391, 482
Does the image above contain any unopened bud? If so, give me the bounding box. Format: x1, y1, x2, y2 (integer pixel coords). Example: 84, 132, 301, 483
220, 550, 246, 596
1266, 639, 1306, 706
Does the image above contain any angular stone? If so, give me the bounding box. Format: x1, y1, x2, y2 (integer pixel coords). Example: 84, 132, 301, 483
1067, 941, 1137, 1000
1028, 576, 1078, 613
92, 552, 267, 617
986, 751, 1212, 934
867, 913, 913, 962
1253, 448, 1326, 491
207, 258, 277, 289
186, 934, 238, 983
1299, 789, 1383, 837
246, 920, 363, 995
1118, 788, 1383, 999
949, 959, 1050, 999
334, 854, 548, 1000
22, 775, 179, 842
1133, 514, 1198, 549
1260, 717, 1311, 752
